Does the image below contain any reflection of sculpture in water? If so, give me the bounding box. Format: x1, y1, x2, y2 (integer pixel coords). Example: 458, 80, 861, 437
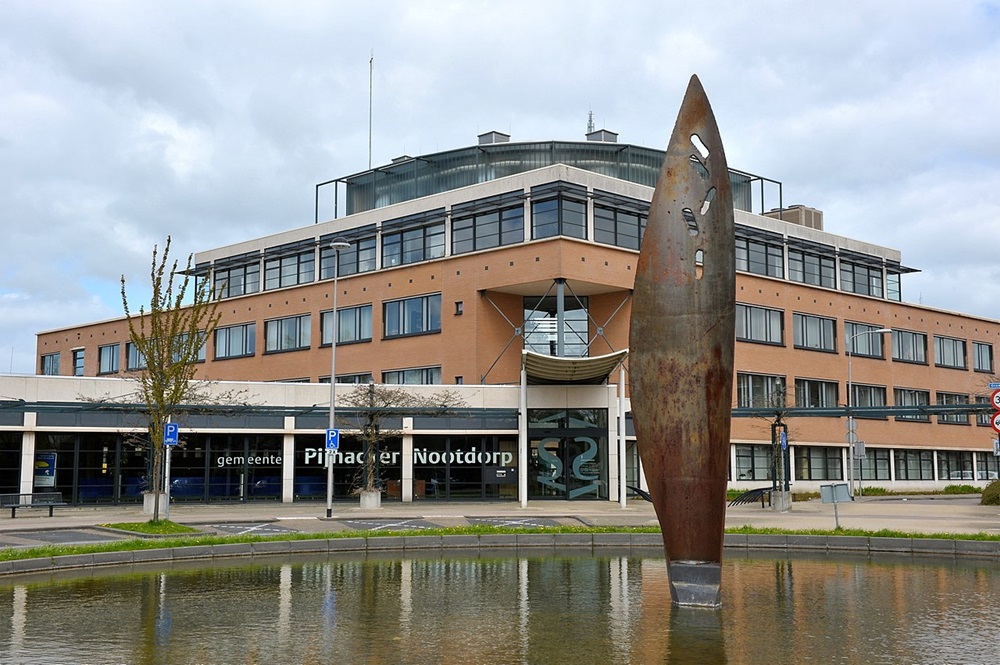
629, 74, 736, 607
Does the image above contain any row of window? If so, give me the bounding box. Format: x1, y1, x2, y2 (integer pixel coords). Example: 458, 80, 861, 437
208, 185, 901, 304
738, 304, 995, 372
738, 372, 995, 425
735, 444, 999, 482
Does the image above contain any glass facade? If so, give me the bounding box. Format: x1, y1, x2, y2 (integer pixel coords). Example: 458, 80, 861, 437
527, 409, 608, 500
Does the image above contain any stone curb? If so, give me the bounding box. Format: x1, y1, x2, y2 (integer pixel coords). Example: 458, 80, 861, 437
3, 533, 998, 577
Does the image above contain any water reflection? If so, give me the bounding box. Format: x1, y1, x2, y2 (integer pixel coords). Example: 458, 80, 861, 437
1, 550, 998, 664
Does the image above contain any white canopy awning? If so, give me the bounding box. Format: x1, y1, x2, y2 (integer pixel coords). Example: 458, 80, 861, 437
521, 348, 628, 385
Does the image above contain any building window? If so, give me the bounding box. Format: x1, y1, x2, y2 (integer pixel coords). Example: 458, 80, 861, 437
894, 388, 930, 422
975, 395, 993, 427
977, 454, 1000, 481
891, 329, 927, 364
795, 378, 838, 409
788, 247, 835, 288
98, 344, 120, 375
264, 250, 315, 291
845, 322, 886, 358
215, 323, 256, 359
794, 446, 842, 481
859, 448, 891, 480
383, 294, 442, 338
531, 183, 587, 240
886, 271, 902, 302
72, 349, 85, 376
973, 342, 993, 373
936, 392, 969, 425
320, 372, 374, 384
736, 304, 783, 345
937, 451, 974, 481
933, 335, 966, 369
264, 314, 311, 353
321, 236, 377, 278
125, 343, 146, 370
214, 262, 260, 298
523, 296, 590, 358
321, 305, 373, 345
594, 205, 645, 250
792, 313, 836, 352
40, 353, 60, 375
383, 366, 442, 385
895, 449, 934, 480
734, 444, 772, 482
850, 384, 887, 414
737, 373, 786, 408
382, 223, 445, 268
452, 206, 524, 254
735, 231, 783, 278
840, 259, 883, 298
175, 332, 207, 363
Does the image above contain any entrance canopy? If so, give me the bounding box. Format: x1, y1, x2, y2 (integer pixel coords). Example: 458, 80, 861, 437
521, 349, 628, 385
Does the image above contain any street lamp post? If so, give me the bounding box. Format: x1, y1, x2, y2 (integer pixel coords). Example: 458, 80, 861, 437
326, 239, 351, 519
846, 327, 891, 497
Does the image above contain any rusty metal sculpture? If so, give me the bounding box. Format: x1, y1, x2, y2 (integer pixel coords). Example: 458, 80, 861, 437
629, 75, 735, 607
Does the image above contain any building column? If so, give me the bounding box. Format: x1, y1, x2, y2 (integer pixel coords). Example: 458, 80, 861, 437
19, 412, 36, 494
402, 417, 414, 503
519, 362, 528, 508
282, 416, 295, 503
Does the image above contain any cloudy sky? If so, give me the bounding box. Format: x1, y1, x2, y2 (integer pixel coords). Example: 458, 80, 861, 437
2, 0, 999, 374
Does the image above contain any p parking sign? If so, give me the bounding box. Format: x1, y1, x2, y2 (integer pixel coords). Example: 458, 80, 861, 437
164, 422, 180, 446
325, 428, 340, 450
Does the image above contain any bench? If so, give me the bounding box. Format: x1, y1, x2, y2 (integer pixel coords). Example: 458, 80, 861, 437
728, 486, 773, 508
0, 492, 67, 518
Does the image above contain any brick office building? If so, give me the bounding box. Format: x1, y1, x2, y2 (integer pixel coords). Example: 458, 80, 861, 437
14, 131, 1000, 504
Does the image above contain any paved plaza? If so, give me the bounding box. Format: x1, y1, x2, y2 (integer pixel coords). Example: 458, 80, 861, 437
1, 495, 998, 550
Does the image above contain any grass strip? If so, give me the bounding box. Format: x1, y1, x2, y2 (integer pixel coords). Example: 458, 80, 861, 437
2, 523, 998, 564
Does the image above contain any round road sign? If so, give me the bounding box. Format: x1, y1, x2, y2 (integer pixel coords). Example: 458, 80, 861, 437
991, 389, 1000, 411
992, 411, 1000, 434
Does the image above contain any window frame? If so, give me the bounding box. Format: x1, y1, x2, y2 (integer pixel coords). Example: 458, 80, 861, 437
214, 262, 261, 299
933, 335, 967, 369
845, 322, 886, 359
382, 223, 445, 268
97, 343, 120, 375
736, 304, 784, 345
214, 322, 257, 360
891, 329, 927, 364
893, 387, 931, 422
795, 377, 839, 409
972, 341, 993, 373
792, 313, 836, 352
263, 250, 315, 291
737, 373, 786, 408
382, 366, 442, 385
936, 392, 969, 425
40, 353, 60, 376
383, 294, 442, 339
321, 304, 374, 345
263, 314, 312, 353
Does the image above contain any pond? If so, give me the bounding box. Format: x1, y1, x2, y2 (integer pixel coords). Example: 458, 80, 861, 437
1, 548, 997, 664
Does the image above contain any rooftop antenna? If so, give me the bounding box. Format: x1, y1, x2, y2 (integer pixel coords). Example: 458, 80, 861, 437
587, 108, 595, 134
369, 49, 374, 170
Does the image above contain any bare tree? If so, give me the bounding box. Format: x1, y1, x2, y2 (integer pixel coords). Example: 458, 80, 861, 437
338, 383, 466, 498
121, 236, 221, 521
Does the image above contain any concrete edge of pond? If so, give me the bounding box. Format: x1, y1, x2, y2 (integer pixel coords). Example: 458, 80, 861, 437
2, 532, 998, 577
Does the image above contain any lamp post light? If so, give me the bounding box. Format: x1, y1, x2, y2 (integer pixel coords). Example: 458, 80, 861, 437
326, 239, 351, 519
846, 327, 891, 497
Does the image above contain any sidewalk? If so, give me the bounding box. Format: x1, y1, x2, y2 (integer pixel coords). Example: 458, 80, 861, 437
2, 495, 998, 537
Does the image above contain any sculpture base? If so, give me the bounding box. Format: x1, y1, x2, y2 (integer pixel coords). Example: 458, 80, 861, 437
668, 561, 722, 607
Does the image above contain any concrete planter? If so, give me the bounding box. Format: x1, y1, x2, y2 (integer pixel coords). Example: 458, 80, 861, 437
359, 489, 381, 509
142, 492, 168, 516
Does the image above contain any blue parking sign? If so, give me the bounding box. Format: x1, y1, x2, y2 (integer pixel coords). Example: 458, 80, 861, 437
164, 422, 179, 446
325, 428, 340, 450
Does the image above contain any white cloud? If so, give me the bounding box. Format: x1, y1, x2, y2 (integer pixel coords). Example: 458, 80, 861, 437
1, 0, 999, 374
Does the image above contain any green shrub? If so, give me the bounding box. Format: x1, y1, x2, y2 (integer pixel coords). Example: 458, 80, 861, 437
982, 480, 1000, 506
943, 484, 980, 495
